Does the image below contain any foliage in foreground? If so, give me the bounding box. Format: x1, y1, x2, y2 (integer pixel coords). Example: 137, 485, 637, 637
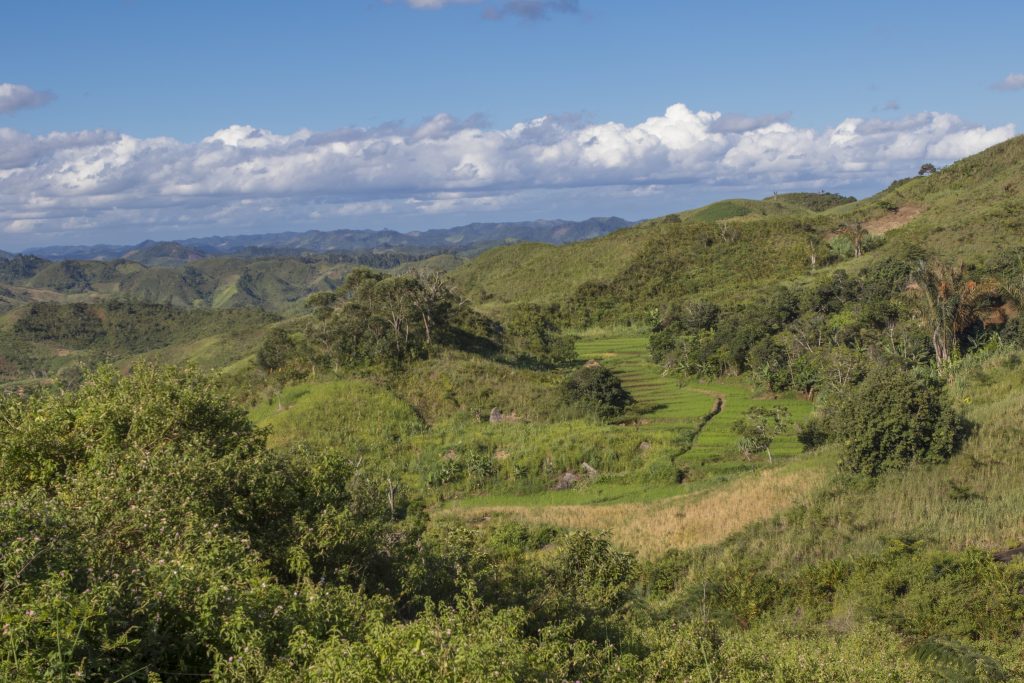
2, 362, 1023, 681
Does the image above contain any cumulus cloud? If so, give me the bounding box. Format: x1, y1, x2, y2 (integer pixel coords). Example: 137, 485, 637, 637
0, 83, 55, 114
708, 112, 791, 134
484, 0, 580, 20
397, 0, 580, 20
0, 103, 1015, 244
404, 0, 478, 8
993, 73, 1024, 91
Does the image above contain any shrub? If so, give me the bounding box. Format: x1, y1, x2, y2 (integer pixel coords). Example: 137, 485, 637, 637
732, 406, 791, 462
560, 365, 635, 418
825, 365, 966, 476
501, 304, 577, 365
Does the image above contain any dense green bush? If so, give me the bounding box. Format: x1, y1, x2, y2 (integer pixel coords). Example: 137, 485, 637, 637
824, 365, 966, 475
500, 303, 577, 365
561, 364, 635, 418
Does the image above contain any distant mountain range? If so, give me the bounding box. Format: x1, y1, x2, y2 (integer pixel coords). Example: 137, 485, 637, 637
16, 217, 634, 264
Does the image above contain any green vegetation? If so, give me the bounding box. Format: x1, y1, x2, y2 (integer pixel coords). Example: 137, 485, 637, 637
3, 136, 1024, 679
0, 301, 275, 384
561, 364, 635, 418
824, 365, 966, 475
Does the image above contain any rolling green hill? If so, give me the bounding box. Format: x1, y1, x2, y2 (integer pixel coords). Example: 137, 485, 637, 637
450, 135, 1024, 322
0, 300, 276, 384
4, 136, 1024, 679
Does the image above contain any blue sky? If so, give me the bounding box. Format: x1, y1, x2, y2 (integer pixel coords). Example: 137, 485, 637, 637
1, 0, 1022, 248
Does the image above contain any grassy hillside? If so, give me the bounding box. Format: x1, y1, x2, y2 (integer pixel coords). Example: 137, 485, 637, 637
865, 135, 1024, 263
0, 301, 276, 383
449, 227, 652, 308
450, 197, 839, 318
450, 135, 1024, 322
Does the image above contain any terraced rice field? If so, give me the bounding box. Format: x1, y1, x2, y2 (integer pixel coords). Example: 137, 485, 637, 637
575, 334, 813, 464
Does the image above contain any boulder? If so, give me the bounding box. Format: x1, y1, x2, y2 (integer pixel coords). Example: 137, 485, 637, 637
554, 471, 579, 490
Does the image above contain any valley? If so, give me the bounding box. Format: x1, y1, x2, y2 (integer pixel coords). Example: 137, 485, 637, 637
3, 136, 1024, 680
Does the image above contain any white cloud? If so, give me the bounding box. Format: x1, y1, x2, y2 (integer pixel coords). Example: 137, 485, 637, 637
398, 0, 579, 20
404, 0, 479, 8
993, 73, 1024, 91
0, 104, 1015, 244
483, 0, 580, 20
0, 83, 55, 114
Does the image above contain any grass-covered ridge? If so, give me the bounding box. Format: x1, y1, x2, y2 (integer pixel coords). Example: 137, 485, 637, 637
451, 135, 1024, 322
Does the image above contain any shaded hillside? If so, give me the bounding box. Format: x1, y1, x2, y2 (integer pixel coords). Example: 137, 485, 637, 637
0, 254, 48, 283
0, 301, 276, 382
0, 254, 427, 314
122, 240, 207, 266
117, 257, 346, 310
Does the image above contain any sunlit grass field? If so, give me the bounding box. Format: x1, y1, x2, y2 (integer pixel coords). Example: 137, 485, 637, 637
575, 333, 814, 464
443, 333, 824, 555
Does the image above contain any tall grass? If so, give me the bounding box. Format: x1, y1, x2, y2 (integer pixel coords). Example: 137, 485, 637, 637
707, 347, 1024, 569
445, 458, 827, 559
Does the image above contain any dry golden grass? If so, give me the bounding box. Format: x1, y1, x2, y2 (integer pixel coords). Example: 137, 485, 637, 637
446, 466, 826, 559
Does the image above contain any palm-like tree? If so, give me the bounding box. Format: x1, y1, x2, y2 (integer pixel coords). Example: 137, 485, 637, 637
906, 260, 1002, 366
840, 222, 869, 258
804, 234, 821, 271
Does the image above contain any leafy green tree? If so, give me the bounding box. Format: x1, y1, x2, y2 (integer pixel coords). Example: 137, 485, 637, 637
716, 287, 799, 372
561, 365, 635, 418
303, 269, 462, 368
732, 405, 791, 462
747, 337, 789, 391
548, 531, 637, 636
501, 304, 576, 364
650, 300, 723, 375
256, 326, 299, 372
824, 365, 965, 476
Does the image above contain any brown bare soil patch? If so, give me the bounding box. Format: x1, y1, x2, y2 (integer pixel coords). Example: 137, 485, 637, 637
864, 204, 923, 235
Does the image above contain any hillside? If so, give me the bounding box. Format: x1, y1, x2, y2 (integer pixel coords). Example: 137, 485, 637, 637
451, 198, 836, 318
0, 300, 276, 384
450, 136, 1024, 322
861, 135, 1024, 263
22, 216, 633, 263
